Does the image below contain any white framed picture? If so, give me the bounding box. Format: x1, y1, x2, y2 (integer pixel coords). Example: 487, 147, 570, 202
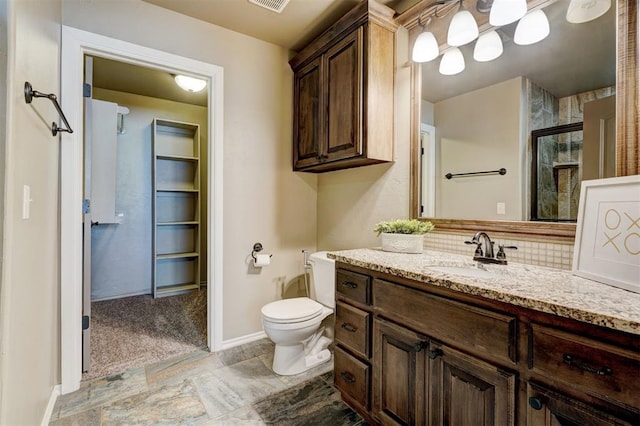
573, 175, 640, 293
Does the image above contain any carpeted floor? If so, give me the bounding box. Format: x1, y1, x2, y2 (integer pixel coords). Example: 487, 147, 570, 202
83, 289, 207, 381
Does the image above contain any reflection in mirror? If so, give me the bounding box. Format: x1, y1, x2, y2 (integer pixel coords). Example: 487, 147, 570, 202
417, 0, 615, 222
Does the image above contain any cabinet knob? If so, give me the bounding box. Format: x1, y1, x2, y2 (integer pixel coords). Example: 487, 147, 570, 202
413, 341, 428, 352
428, 348, 443, 359
341, 322, 358, 333
340, 371, 356, 383
528, 397, 544, 411
340, 281, 358, 289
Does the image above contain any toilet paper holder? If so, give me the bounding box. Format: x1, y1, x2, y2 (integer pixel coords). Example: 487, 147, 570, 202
251, 242, 272, 262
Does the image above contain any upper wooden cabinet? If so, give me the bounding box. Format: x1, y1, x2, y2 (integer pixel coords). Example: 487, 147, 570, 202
289, 0, 397, 173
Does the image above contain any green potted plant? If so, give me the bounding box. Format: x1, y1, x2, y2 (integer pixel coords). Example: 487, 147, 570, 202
373, 219, 434, 254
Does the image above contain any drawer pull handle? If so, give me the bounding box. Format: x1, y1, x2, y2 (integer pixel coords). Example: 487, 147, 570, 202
428, 348, 443, 359
340, 371, 356, 383
340, 281, 358, 289
562, 354, 613, 376
341, 323, 358, 333
528, 397, 544, 411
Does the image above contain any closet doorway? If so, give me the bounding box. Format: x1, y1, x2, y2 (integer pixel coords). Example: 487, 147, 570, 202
61, 26, 224, 394
82, 55, 209, 380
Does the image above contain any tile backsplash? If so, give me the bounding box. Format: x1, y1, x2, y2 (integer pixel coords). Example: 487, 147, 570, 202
424, 232, 574, 270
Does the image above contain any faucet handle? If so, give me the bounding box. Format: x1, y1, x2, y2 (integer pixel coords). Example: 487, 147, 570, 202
464, 240, 483, 257
496, 244, 518, 260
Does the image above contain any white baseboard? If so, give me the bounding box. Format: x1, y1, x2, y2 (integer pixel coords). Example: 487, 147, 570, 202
219, 331, 267, 351
41, 384, 61, 426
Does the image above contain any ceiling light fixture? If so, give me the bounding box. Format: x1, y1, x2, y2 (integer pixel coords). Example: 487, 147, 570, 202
514, 10, 550, 45
566, 0, 611, 23
412, 16, 439, 62
439, 47, 465, 75
447, 2, 479, 46
174, 75, 207, 93
489, 0, 527, 26
473, 30, 503, 62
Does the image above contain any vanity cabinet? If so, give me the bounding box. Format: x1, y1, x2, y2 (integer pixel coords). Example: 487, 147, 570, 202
289, 0, 396, 173
334, 262, 640, 426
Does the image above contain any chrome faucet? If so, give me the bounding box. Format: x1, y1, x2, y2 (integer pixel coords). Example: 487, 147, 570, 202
465, 232, 517, 264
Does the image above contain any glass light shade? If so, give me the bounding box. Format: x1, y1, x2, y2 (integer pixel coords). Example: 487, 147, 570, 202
439, 47, 465, 75
412, 31, 439, 63
489, 0, 527, 26
447, 10, 479, 46
473, 30, 503, 62
566, 0, 611, 23
174, 75, 207, 92
514, 10, 550, 45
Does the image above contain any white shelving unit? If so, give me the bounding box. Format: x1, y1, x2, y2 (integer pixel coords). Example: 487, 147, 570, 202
152, 118, 201, 298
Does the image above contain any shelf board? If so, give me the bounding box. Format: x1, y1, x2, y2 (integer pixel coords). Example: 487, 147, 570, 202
156, 252, 199, 260
156, 283, 200, 297
156, 154, 199, 162
157, 188, 199, 193
156, 221, 199, 226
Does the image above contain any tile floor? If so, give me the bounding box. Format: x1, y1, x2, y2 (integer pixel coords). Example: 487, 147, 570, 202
50, 339, 366, 425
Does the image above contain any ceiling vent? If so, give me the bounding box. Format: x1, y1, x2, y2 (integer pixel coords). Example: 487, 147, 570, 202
248, 0, 291, 13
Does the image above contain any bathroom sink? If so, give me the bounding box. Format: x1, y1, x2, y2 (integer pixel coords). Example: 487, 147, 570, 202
426, 265, 501, 279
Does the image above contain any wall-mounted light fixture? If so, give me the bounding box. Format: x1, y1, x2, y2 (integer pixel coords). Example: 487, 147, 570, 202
473, 30, 503, 62
447, 2, 479, 46
174, 75, 207, 93
566, 0, 610, 23
514, 9, 550, 45
489, 0, 527, 26
411, 0, 607, 76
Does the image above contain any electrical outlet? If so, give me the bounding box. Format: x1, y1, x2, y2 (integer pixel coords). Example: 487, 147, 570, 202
497, 202, 506, 215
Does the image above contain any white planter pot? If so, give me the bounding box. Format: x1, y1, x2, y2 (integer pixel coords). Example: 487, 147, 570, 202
380, 233, 424, 254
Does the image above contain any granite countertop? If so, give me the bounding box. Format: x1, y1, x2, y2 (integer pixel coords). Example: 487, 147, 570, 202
328, 248, 640, 335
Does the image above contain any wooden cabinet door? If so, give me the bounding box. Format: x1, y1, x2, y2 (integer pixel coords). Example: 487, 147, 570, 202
429, 342, 516, 426
293, 57, 323, 170
526, 382, 637, 426
373, 318, 429, 426
324, 27, 363, 163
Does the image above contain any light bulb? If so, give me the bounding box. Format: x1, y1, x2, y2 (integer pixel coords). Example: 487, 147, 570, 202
412, 31, 439, 63
514, 10, 550, 45
439, 47, 465, 75
489, 0, 527, 26
447, 9, 479, 46
473, 30, 503, 62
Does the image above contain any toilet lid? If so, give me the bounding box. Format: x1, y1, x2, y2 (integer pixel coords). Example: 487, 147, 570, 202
261, 297, 323, 323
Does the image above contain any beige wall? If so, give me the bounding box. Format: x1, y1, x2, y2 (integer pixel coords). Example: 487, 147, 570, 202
62, 0, 318, 340
0, 0, 62, 423
434, 77, 524, 220
317, 28, 411, 251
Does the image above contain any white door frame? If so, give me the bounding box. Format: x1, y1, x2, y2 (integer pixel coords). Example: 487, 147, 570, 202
60, 26, 224, 394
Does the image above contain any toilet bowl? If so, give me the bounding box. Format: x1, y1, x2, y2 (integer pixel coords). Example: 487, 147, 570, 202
261, 251, 335, 375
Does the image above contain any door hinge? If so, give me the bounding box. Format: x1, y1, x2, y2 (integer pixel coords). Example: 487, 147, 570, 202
420, 205, 424, 214
421, 147, 424, 155
83, 199, 90, 214
83, 83, 92, 98
82, 315, 90, 330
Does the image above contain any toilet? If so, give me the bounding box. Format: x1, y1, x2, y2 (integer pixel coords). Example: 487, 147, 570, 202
261, 251, 335, 375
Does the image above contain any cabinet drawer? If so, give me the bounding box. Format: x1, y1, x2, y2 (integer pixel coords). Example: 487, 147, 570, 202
335, 301, 370, 359
334, 345, 370, 410
336, 269, 371, 306
530, 324, 640, 409
373, 279, 517, 364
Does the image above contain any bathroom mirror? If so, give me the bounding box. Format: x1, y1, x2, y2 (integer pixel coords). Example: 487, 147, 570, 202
399, 0, 637, 242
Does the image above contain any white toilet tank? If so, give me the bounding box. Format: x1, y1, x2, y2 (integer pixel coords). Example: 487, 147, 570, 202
309, 251, 335, 309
